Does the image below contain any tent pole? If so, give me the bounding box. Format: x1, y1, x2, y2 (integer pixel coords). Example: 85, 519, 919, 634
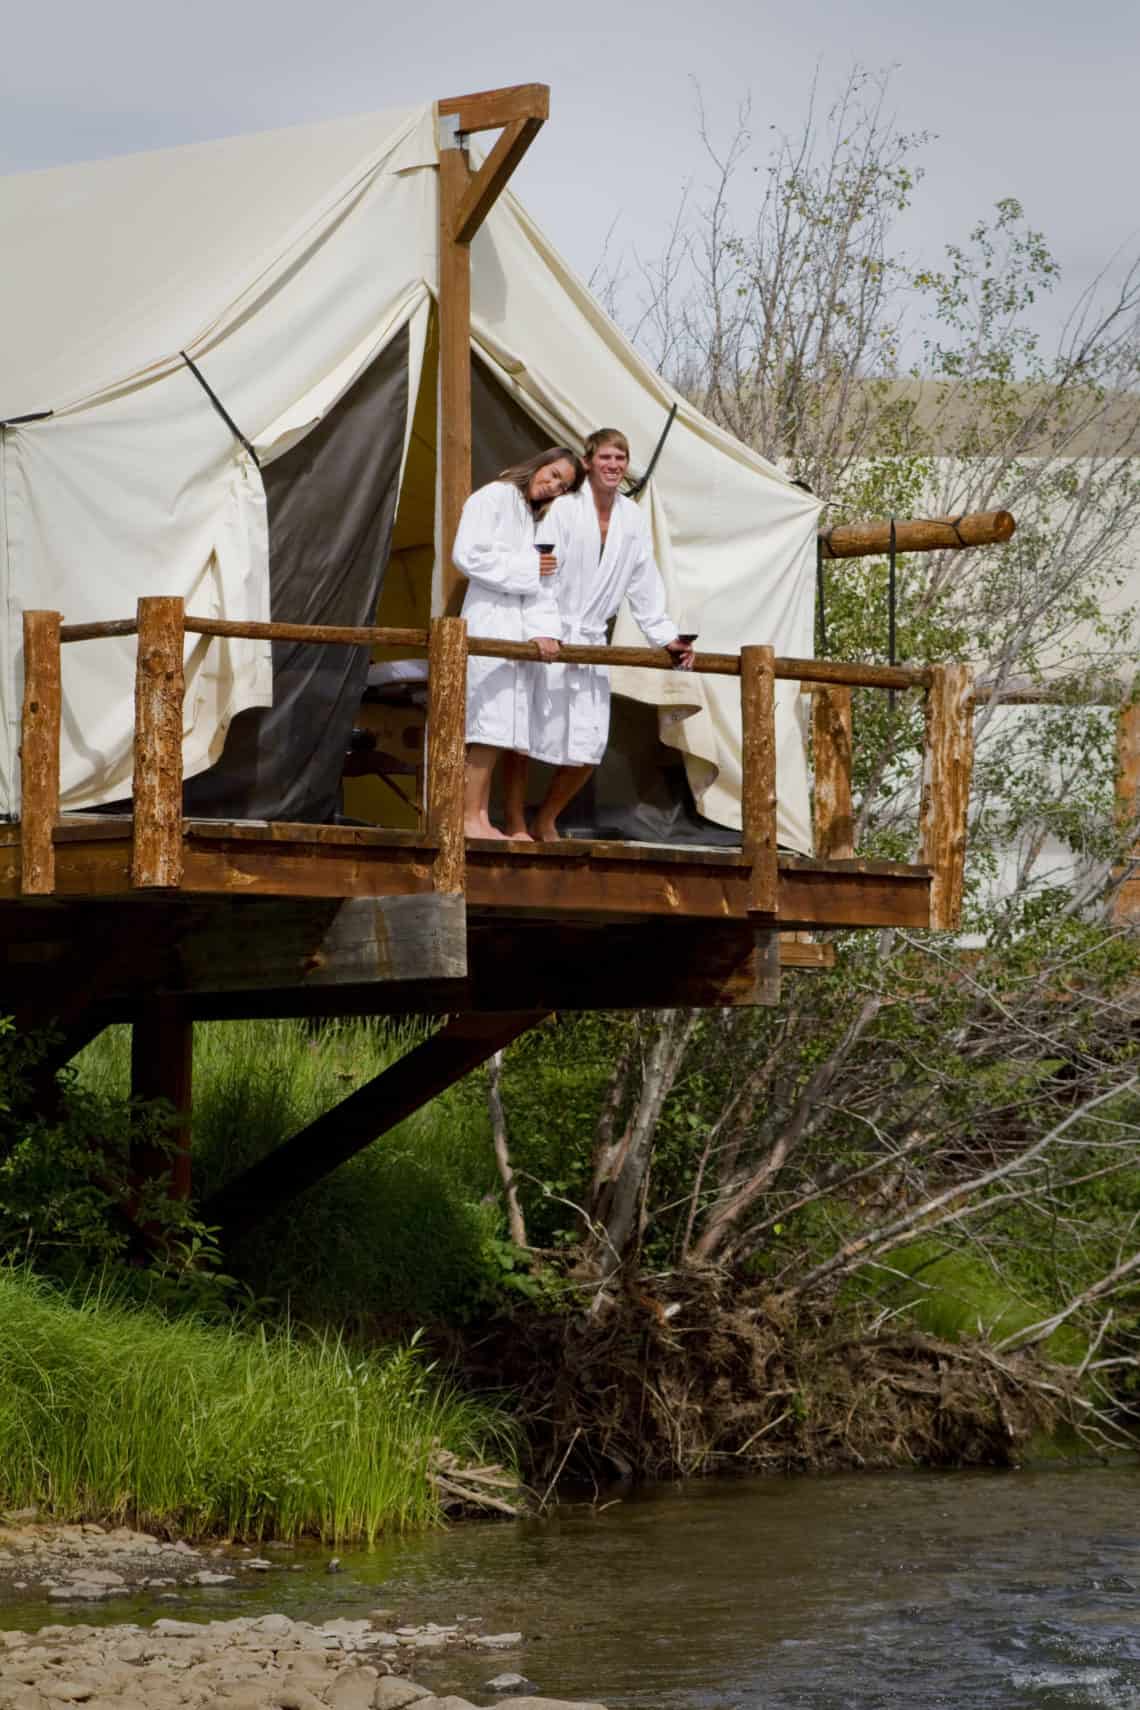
436, 86, 549, 615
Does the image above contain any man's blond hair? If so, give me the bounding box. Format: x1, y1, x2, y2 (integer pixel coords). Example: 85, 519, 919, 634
583, 427, 630, 462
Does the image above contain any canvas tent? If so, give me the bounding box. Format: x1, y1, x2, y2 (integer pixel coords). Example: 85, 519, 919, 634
0, 102, 821, 848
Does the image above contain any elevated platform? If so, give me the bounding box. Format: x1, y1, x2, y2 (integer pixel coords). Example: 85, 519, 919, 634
0, 815, 928, 1025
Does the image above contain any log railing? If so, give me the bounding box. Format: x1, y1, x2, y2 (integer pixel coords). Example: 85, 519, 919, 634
21, 600, 976, 929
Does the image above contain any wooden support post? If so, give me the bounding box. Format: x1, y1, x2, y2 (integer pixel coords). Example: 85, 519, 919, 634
428, 615, 468, 895
202, 1010, 544, 1241
438, 138, 473, 613
130, 996, 194, 1204
811, 683, 854, 860
918, 662, 975, 930
131, 596, 185, 890
1114, 690, 1140, 923
436, 85, 549, 614
20, 610, 62, 896
741, 643, 778, 916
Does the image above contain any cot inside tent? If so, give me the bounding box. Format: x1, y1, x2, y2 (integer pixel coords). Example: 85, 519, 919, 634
0, 102, 821, 851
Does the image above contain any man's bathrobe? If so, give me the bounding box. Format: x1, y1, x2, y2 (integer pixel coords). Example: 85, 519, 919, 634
455, 481, 559, 751
529, 487, 679, 767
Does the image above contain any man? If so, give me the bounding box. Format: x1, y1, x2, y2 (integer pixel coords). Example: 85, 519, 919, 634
528, 428, 694, 840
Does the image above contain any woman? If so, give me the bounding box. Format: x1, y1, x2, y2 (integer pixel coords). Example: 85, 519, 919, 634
455, 447, 584, 839
528, 428, 693, 840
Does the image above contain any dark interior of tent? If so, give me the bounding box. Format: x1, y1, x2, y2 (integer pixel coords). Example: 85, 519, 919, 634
182, 314, 736, 846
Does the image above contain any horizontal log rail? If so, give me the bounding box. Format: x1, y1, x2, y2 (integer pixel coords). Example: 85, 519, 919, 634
23, 599, 973, 932
58, 616, 932, 691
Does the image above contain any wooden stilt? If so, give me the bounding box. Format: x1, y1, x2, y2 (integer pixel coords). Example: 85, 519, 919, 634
20, 611, 62, 896
130, 996, 194, 1204
203, 1010, 545, 1241
918, 663, 975, 930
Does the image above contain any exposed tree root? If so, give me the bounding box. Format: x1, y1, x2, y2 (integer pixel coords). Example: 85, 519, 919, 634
456, 1268, 1080, 1488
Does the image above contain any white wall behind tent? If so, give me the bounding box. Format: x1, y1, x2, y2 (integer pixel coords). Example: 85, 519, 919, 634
0, 106, 819, 848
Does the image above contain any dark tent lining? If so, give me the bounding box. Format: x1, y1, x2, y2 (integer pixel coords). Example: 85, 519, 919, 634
183, 324, 409, 824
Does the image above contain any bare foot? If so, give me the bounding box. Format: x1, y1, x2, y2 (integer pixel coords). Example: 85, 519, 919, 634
464, 815, 508, 840
530, 818, 562, 843
506, 825, 535, 841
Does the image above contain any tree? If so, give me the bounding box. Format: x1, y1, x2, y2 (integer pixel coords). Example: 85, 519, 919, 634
514, 67, 1140, 1451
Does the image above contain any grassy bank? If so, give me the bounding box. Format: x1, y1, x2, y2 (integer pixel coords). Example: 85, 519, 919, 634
0, 1269, 510, 1541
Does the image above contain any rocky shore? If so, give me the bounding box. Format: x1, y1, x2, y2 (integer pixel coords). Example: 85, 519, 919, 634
0, 1523, 606, 1710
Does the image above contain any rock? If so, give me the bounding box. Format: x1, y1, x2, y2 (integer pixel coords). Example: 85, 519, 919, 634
244, 1557, 273, 1570
370, 1609, 397, 1621
485, 1675, 538, 1695
327, 1674, 380, 1710
426, 1700, 479, 1710
327, 1556, 344, 1573
369, 1633, 401, 1648
36, 1686, 96, 1703
153, 1619, 206, 1637
475, 1633, 524, 1649
371, 1682, 434, 1708
409, 1631, 449, 1650
194, 1570, 236, 1586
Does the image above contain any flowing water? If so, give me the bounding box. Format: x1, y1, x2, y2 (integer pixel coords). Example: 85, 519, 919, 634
9, 1466, 1140, 1708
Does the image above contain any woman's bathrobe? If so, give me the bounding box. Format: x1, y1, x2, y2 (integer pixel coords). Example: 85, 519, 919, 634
529, 487, 679, 767
455, 481, 560, 751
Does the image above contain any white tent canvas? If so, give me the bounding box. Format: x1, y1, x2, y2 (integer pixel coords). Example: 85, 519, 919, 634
0, 103, 821, 848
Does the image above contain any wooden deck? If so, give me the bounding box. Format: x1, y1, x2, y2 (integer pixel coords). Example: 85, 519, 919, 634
0, 814, 929, 1024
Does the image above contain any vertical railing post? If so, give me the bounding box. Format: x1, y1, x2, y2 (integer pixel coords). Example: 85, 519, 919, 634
811, 683, 855, 859
918, 662, 975, 930
131, 595, 185, 890
427, 615, 468, 895
1113, 685, 1140, 923
20, 611, 62, 896
741, 644, 778, 916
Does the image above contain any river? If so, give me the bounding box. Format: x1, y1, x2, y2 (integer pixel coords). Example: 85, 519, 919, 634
10, 1466, 1140, 1707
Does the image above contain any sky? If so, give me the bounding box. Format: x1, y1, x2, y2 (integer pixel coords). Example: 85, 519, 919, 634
2, 0, 1137, 355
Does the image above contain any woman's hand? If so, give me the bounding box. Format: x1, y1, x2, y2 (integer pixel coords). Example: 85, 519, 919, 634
665, 638, 696, 671
533, 636, 560, 662
538, 551, 558, 577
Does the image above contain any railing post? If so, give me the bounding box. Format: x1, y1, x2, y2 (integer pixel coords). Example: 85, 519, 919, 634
741, 643, 778, 915
427, 615, 468, 895
1114, 686, 1140, 923
811, 683, 854, 859
20, 610, 62, 896
131, 596, 185, 890
918, 662, 975, 930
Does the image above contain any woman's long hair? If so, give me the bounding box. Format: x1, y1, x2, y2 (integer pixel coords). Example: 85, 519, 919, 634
497, 446, 585, 511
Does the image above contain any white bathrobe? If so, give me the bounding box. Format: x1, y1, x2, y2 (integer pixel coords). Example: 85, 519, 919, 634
530, 487, 679, 767
455, 481, 560, 751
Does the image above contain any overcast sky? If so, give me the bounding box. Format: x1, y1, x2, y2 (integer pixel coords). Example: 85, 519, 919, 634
3, 0, 1136, 354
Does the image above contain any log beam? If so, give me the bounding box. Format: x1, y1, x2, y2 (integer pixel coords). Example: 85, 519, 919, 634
131, 596, 185, 889
202, 1009, 545, 1240
812, 684, 854, 859
819, 510, 1015, 561
20, 611, 62, 896
918, 663, 975, 930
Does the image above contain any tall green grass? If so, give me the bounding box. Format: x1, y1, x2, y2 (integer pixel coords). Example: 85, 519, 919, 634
0, 1268, 511, 1540
77, 1020, 501, 1323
